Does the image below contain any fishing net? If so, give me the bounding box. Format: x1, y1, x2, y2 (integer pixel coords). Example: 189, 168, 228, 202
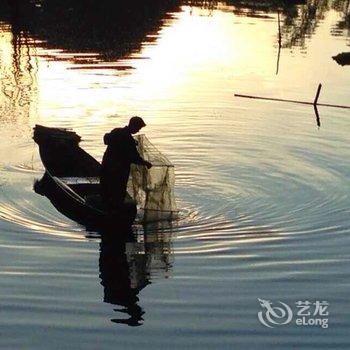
127, 135, 177, 222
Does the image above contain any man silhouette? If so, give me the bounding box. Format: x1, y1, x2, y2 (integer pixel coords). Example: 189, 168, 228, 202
101, 116, 152, 211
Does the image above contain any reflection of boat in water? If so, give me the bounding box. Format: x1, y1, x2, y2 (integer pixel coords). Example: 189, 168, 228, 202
333, 52, 350, 66
33, 125, 136, 229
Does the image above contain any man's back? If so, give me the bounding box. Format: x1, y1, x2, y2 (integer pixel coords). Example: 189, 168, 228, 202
102, 127, 141, 168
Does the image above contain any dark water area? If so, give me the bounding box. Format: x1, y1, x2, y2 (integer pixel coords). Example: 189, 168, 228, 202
0, 0, 350, 349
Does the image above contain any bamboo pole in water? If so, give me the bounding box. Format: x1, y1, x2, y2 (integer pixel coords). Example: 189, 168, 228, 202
235, 84, 350, 110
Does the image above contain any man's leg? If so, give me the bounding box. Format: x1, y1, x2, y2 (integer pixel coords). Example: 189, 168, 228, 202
111, 168, 130, 211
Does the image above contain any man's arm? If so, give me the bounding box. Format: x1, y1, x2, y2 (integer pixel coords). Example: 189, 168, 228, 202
128, 138, 152, 169
131, 152, 152, 168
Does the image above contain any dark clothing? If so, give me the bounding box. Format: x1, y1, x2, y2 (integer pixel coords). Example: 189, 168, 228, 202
101, 127, 144, 210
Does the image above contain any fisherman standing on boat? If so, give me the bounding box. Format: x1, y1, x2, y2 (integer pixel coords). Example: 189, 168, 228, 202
101, 116, 152, 211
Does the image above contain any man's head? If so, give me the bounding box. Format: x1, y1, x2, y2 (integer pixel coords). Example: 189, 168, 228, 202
128, 116, 146, 134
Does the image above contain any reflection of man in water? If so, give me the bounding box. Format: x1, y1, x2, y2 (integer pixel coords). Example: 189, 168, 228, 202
101, 116, 152, 211
99, 222, 174, 326
99, 231, 149, 327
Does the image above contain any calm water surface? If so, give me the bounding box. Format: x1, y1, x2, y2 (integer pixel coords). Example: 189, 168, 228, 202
0, 1, 350, 349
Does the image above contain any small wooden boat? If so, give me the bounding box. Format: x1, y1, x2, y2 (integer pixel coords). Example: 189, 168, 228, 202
33, 125, 137, 229
332, 52, 350, 66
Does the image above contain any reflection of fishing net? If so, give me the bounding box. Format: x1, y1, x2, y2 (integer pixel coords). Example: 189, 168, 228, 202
127, 135, 177, 222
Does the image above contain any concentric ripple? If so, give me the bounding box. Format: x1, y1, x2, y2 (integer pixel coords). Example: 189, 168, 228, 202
0, 164, 86, 240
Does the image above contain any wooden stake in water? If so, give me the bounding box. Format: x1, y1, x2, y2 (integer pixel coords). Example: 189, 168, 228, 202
276, 11, 282, 75
313, 83, 322, 105
235, 84, 350, 110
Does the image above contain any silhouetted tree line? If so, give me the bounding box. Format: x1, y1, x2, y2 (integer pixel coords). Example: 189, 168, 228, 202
183, 0, 306, 12
1, 0, 181, 62
278, 0, 350, 48
0, 0, 348, 61
184, 0, 349, 47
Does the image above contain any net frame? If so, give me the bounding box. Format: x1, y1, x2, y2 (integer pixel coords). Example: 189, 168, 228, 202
127, 135, 177, 222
